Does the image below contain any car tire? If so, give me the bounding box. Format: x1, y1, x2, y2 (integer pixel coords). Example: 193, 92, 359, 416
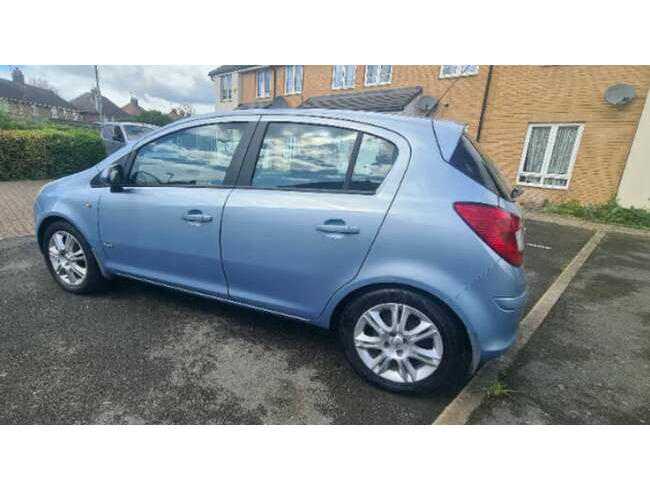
42, 220, 108, 295
339, 288, 471, 394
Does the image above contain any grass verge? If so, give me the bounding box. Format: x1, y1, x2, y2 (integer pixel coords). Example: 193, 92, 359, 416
543, 199, 650, 230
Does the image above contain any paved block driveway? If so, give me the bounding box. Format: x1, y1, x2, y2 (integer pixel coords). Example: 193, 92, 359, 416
0, 180, 48, 240
0, 216, 593, 424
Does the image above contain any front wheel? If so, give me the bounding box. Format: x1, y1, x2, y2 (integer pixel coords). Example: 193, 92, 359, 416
339, 288, 470, 394
42, 220, 107, 294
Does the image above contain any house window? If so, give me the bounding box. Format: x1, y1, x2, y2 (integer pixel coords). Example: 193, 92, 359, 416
439, 65, 479, 78
365, 65, 392, 86
285, 65, 303, 95
220, 74, 233, 101
517, 123, 584, 189
256, 68, 271, 98
332, 65, 356, 89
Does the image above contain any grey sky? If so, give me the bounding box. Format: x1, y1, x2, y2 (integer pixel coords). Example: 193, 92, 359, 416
0, 65, 216, 114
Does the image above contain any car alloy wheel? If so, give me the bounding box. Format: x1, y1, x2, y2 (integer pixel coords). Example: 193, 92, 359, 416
353, 303, 444, 384
47, 230, 87, 286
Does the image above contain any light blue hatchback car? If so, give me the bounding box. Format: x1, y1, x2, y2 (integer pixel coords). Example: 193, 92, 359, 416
34, 109, 527, 393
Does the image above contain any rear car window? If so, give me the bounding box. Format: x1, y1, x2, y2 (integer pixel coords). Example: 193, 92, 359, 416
251, 123, 398, 192
448, 136, 512, 200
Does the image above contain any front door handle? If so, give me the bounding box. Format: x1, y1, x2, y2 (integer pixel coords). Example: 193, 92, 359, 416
182, 210, 213, 224
316, 219, 359, 234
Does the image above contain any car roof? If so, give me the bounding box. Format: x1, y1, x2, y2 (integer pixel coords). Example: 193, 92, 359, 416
164, 108, 464, 137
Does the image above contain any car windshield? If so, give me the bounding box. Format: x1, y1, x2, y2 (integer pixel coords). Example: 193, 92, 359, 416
122, 124, 155, 141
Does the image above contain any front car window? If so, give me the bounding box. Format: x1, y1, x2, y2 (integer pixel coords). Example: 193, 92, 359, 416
122, 124, 155, 141
129, 123, 246, 186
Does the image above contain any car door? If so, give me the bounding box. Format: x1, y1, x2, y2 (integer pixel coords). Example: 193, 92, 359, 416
98, 117, 257, 296
221, 116, 409, 320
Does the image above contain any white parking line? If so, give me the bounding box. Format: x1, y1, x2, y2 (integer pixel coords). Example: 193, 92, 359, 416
433, 230, 606, 425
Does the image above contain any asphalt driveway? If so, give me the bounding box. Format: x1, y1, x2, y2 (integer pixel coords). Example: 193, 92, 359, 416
0, 220, 593, 424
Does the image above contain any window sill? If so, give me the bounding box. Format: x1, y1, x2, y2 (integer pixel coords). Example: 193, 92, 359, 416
284, 92, 302, 96
439, 72, 479, 79
364, 81, 392, 87
517, 181, 569, 191
331, 85, 356, 91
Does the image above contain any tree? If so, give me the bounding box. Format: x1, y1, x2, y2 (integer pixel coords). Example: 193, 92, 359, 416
29, 77, 59, 95
131, 110, 172, 127
169, 104, 195, 120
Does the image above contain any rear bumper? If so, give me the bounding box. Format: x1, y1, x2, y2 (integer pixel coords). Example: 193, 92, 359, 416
454, 259, 528, 370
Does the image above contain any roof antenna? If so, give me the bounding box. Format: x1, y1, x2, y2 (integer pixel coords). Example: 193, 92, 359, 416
426, 65, 469, 117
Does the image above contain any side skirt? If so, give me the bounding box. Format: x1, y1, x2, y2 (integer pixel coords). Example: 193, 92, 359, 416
114, 272, 314, 325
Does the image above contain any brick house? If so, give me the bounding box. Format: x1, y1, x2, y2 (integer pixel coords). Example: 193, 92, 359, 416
0, 68, 82, 122
121, 96, 145, 117
210, 65, 650, 207
69, 89, 129, 123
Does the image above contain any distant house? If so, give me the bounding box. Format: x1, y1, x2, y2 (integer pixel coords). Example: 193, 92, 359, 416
0, 68, 82, 121
208, 65, 257, 112
70, 89, 129, 123
121, 96, 145, 117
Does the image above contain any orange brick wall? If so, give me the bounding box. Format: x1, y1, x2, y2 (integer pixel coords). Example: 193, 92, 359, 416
479, 65, 650, 205
241, 65, 489, 137
239, 65, 650, 205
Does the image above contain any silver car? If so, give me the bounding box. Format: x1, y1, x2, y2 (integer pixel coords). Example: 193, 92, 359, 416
100, 122, 158, 155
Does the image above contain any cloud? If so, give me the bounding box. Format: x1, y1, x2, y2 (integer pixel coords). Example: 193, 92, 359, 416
0, 65, 216, 114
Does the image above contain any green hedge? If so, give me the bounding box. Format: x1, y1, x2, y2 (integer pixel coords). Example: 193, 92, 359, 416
0, 127, 106, 181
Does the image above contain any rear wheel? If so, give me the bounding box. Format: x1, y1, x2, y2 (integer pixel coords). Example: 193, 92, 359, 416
42, 220, 107, 294
339, 288, 470, 393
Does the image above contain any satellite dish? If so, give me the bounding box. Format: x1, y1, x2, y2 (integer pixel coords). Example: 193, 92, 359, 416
604, 84, 636, 106
416, 96, 438, 113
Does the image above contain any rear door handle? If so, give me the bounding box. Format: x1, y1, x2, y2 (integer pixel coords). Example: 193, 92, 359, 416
182, 210, 213, 224
316, 220, 359, 234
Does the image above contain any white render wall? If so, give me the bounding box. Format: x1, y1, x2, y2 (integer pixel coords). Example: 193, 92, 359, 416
617, 89, 650, 210
214, 72, 241, 113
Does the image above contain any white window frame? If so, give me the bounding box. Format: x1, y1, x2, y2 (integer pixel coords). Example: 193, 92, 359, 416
364, 65, 392, 86
331, 65, 356, 90
517, 123, 585, 190
439, 65, 479, 79
284, 65, 303, 95
220, 74, 232, 101
256, 68, 271, 99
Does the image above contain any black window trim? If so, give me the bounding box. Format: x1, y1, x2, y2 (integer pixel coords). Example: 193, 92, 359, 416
92, 120, 258, 189
235, 120, 397, 196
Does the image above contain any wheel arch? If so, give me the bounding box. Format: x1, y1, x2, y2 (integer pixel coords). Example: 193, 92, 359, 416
37, 214, 74, 252
327, 282, 475, 363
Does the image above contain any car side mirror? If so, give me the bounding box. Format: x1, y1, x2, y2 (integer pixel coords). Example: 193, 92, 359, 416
106, 164, 125, 192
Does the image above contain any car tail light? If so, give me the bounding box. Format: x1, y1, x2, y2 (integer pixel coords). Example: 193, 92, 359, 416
453, 202, 523, 267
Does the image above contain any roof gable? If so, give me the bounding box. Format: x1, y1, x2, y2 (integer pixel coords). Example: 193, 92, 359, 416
70, 91, 128, 118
